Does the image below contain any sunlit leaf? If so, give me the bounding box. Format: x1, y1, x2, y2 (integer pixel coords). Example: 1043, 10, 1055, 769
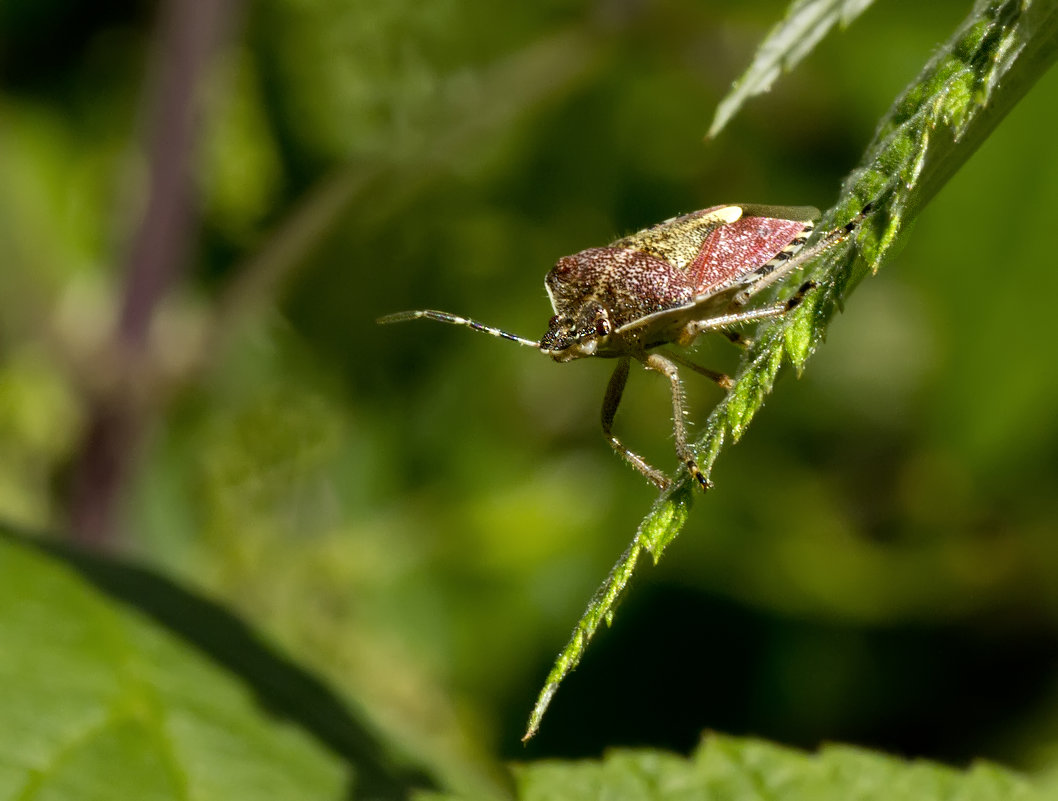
708, 0, 878, 137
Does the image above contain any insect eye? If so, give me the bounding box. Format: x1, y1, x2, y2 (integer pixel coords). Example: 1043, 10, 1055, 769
594, 317, 611, 336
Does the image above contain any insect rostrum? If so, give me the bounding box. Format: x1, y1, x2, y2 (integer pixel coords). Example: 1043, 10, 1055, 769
380, 203, 863, 490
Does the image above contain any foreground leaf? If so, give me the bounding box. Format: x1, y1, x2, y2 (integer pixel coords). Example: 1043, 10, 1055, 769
0, 531, 420, 800
428, 733, 1043, 801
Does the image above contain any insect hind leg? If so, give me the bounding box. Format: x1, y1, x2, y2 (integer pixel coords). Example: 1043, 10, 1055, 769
680, 292, 811, 340
733, 204, 871, 307
723, 330, 753, 348
719, 278, 809, 347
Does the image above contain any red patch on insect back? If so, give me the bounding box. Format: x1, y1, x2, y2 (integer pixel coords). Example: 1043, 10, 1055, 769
688, 216, 807, 293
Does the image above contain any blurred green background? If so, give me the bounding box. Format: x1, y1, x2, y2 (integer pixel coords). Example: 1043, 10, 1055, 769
3, 0, 1058, 788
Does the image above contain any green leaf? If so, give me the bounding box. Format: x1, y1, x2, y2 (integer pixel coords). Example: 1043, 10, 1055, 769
425, 734, 1044, 801
708, 0, 877, 137
526, 0, 1058, 741
0, 531, 421, 800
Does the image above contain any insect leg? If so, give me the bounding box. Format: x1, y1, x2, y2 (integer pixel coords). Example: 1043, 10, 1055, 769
680, 290, 811, 340
734, 205, 870, 306
601, 357, 672, 490
642, 352, 710, 491
657, 348, 733, 390
723, 330, 752, 348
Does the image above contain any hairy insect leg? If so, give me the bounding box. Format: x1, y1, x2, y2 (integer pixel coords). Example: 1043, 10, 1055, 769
680, 283, 815, 341
734, 205, 870, 306
641, 352, 710, 490
724, 330, 752, 348
601, 357, 673, 490
657, 349, 733, 390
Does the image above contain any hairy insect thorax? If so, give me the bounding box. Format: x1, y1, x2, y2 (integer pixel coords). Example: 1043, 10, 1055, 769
540, 247, 697, 360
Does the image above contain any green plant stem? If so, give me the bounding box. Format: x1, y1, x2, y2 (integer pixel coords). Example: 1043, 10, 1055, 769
524, 0, 1058, 742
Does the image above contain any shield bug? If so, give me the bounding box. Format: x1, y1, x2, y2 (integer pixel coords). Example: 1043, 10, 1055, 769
380, 204, 865, 490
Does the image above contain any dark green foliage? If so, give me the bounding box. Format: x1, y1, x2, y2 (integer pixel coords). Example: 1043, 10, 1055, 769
2, 0, 1058, 798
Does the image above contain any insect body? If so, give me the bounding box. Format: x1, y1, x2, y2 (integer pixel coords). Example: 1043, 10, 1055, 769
380, 204, 863, 490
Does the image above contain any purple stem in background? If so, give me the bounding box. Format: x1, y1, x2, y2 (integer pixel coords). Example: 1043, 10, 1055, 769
68, 0, 237, 547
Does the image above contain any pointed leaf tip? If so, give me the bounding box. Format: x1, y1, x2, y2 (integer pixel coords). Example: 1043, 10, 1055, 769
708, 0, 878, 137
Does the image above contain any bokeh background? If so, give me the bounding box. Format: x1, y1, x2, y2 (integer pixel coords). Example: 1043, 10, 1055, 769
3, 0, 1058, 788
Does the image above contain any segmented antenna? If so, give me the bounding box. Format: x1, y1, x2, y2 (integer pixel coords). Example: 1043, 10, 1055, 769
377, 309, 540, 348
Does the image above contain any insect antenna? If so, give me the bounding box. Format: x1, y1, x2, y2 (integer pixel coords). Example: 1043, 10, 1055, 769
377, 309, 541, 348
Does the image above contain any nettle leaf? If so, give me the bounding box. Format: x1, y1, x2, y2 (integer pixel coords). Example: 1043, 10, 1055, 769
0, 531, 419, 801
525, 0, 1058, 741
708, 0, 878, 138
521, 737, 1039, 801
427, 734, 1044, 801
